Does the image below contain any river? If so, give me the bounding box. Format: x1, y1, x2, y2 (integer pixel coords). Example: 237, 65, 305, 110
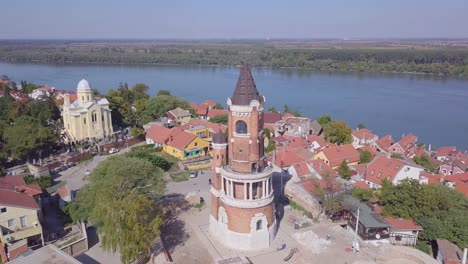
1, 62, 467, 150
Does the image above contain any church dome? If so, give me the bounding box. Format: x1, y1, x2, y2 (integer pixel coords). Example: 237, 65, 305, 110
77, 79, 91, 91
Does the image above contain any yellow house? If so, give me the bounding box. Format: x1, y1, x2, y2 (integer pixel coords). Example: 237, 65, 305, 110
313, 144, 360, 169
0, 189, 44, 253
180, 119, 228, 141
163, 130, 210, 160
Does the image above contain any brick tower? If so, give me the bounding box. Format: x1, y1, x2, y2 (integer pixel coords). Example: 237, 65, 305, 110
209, 64, 276, 250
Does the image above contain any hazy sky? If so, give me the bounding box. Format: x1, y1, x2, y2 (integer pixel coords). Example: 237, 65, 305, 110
2, 0, 467, 39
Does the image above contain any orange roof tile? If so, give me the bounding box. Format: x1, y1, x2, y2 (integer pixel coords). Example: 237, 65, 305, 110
189, 102, 198, 109
282, 113, 295, 120
203, 99, 216, 107
146, 124, 172, 144
353, 181, 370, 190
264, 112, 282, 124
358, 146, 378, 157
166, 131, 197, 150
365, 155, 405, 186
396, 133, 417, 151
300, 178, 343, 194
384, 217, 423, 231
307, 135, 326, 147
293, 162, 311, 177
0, 189, 39, 209
309, 159, 337, 177
320, 144, 360, 168
179, 119, 227, 133
274, 147, 306, 168
376, 134, 394, 151
444, 172, 468, 185
420, 171, 443, 185
196, 104, 208, 116
352, 129, 377, 140
282, 135, 310, 149
207, 109, 228, 118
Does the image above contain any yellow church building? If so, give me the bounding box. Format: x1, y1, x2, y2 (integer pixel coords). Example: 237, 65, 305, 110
62, 79, 113, 141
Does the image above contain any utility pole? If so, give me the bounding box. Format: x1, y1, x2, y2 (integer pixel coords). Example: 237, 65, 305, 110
353, 207, 360, 252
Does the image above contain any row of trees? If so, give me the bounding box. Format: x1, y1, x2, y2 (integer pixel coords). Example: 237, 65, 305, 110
1, 43, 468, 76
317, 114, 353, 145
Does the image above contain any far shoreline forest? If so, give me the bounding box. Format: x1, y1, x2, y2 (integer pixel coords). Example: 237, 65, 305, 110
1, 40, 468, 77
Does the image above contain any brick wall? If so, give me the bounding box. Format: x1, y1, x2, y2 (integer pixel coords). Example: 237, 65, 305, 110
222, 201, 274, 233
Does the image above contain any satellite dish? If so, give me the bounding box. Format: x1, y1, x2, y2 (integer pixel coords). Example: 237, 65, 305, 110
376, 234, 381, 239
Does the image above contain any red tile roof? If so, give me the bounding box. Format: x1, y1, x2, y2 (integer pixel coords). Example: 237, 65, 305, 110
274, 147, 306, 168
17, 184, 42, 196
384, 217, 423, 231
353, 181, 370, 190
444, 172, 468, 185
264, 112, 282, 124
207, 109, 228, 118
0, 176, 42, 196
435, 239, 463, 264
189, 102, 198, 109
365, 155, 405, 186
375, 135, 394, 151
308, 159, 337, 177
196, 104, 208, 116
166, 131, 197, 150
273, 136, 289, 144
358, 146, 378, 157
0, 189, 39, 209
454, 183, 468, 197
396, 133, 418, 151
352, 129, 377, 141
436, 146, 457, 157
282, 113, 295, 120
146, 124, 172, 145
203, 99, 216, 107
292, 162, 311, 177
420, 171, 443, 185
57, 184, 70, 200
307, 135, 326, 147
179, 119, 227, 133
282, 135, 310, 149
320, 144, 360, 168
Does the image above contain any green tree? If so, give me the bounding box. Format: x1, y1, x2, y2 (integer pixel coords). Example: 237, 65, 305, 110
283, 104, 289, 113
214, 103, 224, 110
24, 175, 53, 189
130, 127, 145, 139
265, 140, 276, 153
145, 94, 190, 119
352, 187, 374, 202
413, 153, 439, 173
4, 116, 57, 160
156, 90, 171, 96
317, 114, 332, 126
323, 120, 352, 144
71, 156, 166, 264
391, 153, 404, 160
379, 179, 468, 248
263, 128, 272, 139
338, 160, 351, 180
359, 150, 373, 163
357, 123, 366, 129
268, 106, 278, 113
209, 114, 228, 125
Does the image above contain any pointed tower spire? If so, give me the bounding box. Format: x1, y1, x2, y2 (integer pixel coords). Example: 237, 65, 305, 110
231, 63, 262, 105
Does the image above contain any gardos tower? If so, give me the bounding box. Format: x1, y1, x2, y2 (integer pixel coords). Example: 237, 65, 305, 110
209, 64, 276, 250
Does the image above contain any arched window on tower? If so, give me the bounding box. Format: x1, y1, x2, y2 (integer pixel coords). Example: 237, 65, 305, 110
236, 120, 247, 134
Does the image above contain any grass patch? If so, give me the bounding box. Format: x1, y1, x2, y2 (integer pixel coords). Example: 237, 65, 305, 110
156, 153, 181, 171
78, 155, 93, 165
170, 171, 190, 182
289, 200, 313, 219
57, 237, 78, 248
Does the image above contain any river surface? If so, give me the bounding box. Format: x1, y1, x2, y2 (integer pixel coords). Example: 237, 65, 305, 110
1, 62, 467, 150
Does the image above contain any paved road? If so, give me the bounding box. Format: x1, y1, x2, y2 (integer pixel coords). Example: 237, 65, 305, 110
55, 146, 136, 192
166, 169, 212, 202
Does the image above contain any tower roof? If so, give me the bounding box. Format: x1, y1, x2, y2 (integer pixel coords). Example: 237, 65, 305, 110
231, 64, 262, 106
77, 79, 91, 91
212, 131, 227, 144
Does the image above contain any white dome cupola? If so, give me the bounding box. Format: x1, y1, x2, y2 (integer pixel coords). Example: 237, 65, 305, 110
76, 78, 94, 102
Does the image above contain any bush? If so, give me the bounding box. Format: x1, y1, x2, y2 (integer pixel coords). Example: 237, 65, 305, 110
24, 175, 53, 189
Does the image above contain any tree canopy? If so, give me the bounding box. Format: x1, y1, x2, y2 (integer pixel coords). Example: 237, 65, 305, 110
413, 153, 439, 173
359, 150, 373, 164
379, 179, 468, 249
69, 156, 166, 264
323, 120, 352, 144
209, 114, 228, 125
338, 160, 351, 180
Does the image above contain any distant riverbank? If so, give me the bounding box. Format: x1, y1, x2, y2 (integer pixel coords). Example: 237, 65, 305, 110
1, 62, 468, 150
1, 41, 468, 77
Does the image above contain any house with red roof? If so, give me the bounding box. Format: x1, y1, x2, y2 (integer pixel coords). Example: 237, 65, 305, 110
384, 217, 423, 246
435, 146, 457, 162
179, 119, 227, 141
273, 147, 308, 169
288, 162, 312, 179
358, 145, 378, 157
388, 133, 418, 158
202, 99, 216, 109
364, 155, 424, 189
443, 172, 468, 197
373, 134, 394, 153
0, 176, 44, 260
196, 104, 209, 119
314, 144, 360, 169
163, 130, 210, 160
263, 112, 282, 131
275, 116, 322, 138
308, 159, 338, 179
307, 135, 327, 153
352, 129, 378, 147
145, 124, 172, 147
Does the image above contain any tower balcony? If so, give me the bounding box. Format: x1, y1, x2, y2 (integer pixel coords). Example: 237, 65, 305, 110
220, 164, 272, 181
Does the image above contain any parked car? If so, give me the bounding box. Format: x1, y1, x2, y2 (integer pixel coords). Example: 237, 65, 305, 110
189, 170, 198, 178
109, 148, 120, 154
